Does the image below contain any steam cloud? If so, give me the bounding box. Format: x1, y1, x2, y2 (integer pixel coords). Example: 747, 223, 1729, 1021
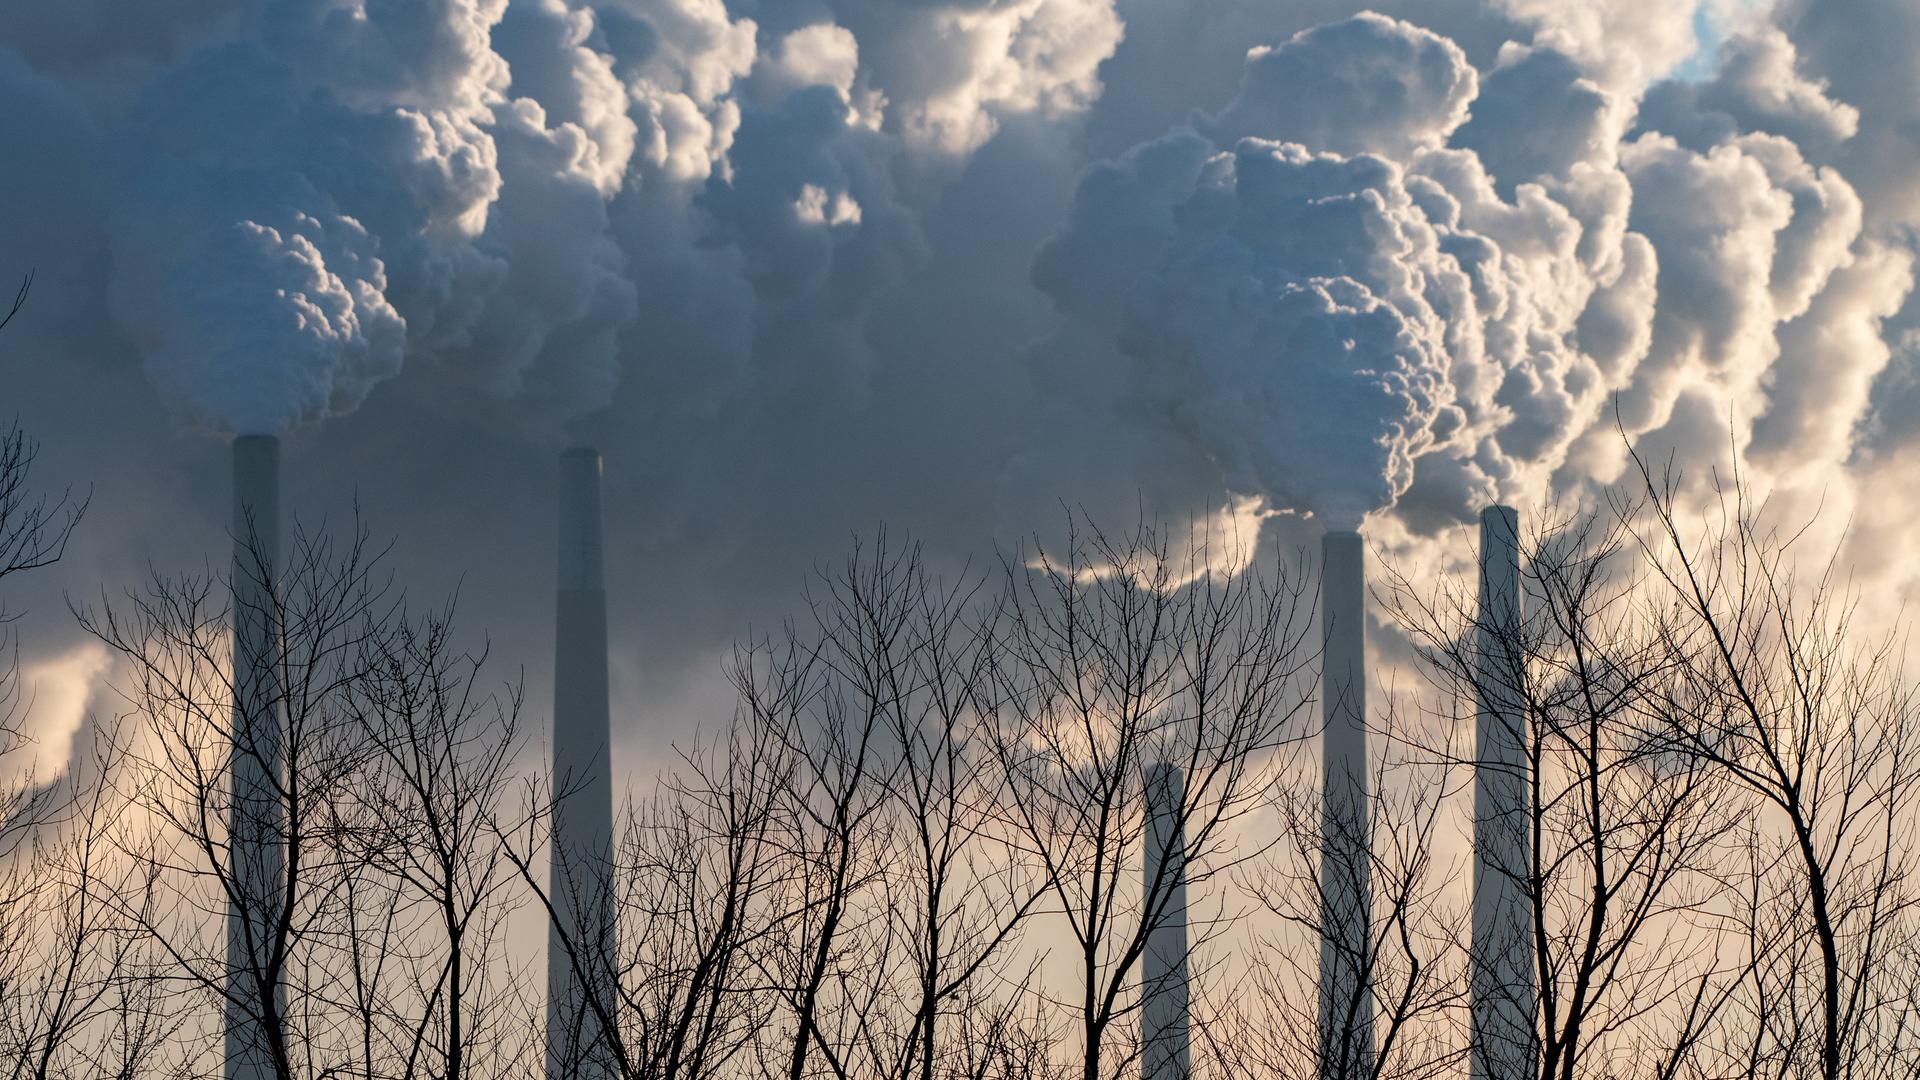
79, 0, 1116, 436
1029, 8, 1906, 535
7, 0, 1920, 727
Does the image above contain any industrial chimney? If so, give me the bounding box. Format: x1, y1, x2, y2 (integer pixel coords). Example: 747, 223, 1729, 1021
1471, 506, 1535, 1077
227, 434, 284, 1080
1318, 528, 1373, 1079
1142, 760, 1192, 1080
548, 447, 617, 1079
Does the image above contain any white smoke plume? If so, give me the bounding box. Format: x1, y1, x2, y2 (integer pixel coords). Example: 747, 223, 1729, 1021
1031, 6, 1913, 540
11, 0, 1920, 748
1036, 14, 1605, 528
62, 5, 743, 434
98, 0, 572, 436
72, 0, 1134, 437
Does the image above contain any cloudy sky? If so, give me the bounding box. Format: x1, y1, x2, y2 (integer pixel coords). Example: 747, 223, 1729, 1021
3, 0, 1916, 776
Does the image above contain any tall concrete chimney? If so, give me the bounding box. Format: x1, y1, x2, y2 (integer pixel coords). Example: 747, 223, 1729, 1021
1318, 529, 1373, 1079
1471, 506, 1535, 1077
227, 434, 284, 1080
548, 447, 617, 1078
1142, 761, 1191, 1080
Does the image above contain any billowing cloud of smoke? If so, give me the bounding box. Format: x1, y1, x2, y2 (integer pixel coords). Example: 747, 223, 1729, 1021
10, 0, 1920, 763
1211, 14, 1478, 159
81, 0, 1122, 437
763, 0, 1122, 160
1035, 126, 1462, 529
1035, 15, 1604, 527
1030, 6, 1913, 539
101, 42, 419, 435
96, 0, 626, 435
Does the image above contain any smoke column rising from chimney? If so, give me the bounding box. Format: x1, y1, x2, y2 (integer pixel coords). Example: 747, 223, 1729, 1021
1319, 528, 1374, 1078
549, 447, 617, 1077
1472, 506, 1536, 1076
227, 435, 284, 1080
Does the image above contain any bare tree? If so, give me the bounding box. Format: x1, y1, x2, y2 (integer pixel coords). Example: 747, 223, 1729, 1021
725, 533, 1045, 1080
79, 518, 397, 1079
1369, 500, 1748, 1080
0, 410, 133, 1080
738, 595, 897, 1080
15, 432, 1918, 1080
754, 535, 1046, 1080
0, 422, 86, 849
527, 533, 1049, 1080
981, 516, 1315, 1080
343, 600, 534, 1080
1224, 703, 1470, 1080
619, 720, 792, 1080
1627, 458, 1920, 1080
0, 721, 180, 1080
859, 543, 1041, 1080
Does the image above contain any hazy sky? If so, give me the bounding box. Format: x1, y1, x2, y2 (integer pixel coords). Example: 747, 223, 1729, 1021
3, 0, 1917, 780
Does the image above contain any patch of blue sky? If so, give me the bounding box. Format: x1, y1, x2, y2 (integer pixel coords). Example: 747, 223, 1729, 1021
1672, 0, 1775, 82
1671, 3, 1725, 82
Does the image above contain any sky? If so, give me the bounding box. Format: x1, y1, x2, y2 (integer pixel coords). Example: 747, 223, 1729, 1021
3, 0, 1919, 783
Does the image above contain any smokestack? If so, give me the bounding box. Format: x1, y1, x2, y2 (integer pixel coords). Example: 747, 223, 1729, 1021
1471, 506, 1535, 1077
1319, 529, 1373, 1079
227, 435, 284, 1080
1142, 761, 1192, 1080
548, 447, 617, 1079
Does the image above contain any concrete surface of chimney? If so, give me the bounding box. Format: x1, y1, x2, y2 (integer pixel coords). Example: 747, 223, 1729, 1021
227, 435, 284, 1080
1143, 761, 1192, 1080
1471, 506, 1536, 1078
548, 448, 617, 1079
1319, 529, 1374, 1079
